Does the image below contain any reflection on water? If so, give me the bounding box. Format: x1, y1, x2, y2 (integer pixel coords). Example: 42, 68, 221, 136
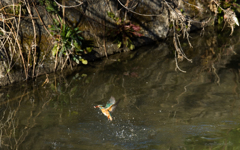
1, 28, 240, 149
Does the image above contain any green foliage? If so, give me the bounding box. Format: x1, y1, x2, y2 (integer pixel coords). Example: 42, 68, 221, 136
49, 18, 92, 65
218, 16, 224, 24
222, 0, 240, 12
39, 0, 58, 14
107, 12, 143, 50
6, 3, 27, 15
10, 4, 21, 15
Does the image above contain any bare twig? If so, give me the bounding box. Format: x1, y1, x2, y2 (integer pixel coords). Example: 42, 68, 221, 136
174, 51, 186, 73
212, 63, 220, 85
182, 0, 202, 10
54, 43, 59, 71
117, 0, 163, 16
104, 0, 108, 58
0, 3, 28, 79
54, 0, 83, 8
24, 0, 37, 78
5, 20, 28, 79
42, 74, 49, 86
32, 1, 52, 36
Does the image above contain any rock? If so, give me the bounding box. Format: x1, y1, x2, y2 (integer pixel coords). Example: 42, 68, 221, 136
0, 0, 214, 86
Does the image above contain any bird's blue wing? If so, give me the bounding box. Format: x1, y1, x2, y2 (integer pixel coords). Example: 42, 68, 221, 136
105, 96, 116, 108
107, 97, 121, 112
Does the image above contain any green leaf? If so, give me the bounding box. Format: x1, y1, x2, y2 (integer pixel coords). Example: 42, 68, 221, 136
74, 40, 81, 49
81, 59, 88, 65
77, 35, 83, 40
60, 31, 66, 38
218, 7, 222, 13
117, 41, 122, 48
52, 44, 58, 56
86, 47, 92, 53
59, 46, 66, 57
75, 27, 82, 33
129, 44, 135, 50
58, 15, 62, 22
81, 74, 87, 77
53, 18, 59, 25
61, 24, 66, 33
107, 11, 115, 19
75, 58, 80, 64
218, 16, 223, 24
39, 0, 44, 5
66, 30, 72, 38
49, 27, 56, 31
50, 32, 54, 36
76, 49, 83, 52
74, 27, 78, 31
46, 6, 56, 13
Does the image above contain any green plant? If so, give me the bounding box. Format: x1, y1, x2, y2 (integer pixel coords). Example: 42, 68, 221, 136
49, 17, 92, 66
39, 0, 58, 14
107, 12, 143, 50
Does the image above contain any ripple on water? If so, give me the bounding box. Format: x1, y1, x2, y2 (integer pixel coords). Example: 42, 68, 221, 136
78, 121, 155, 149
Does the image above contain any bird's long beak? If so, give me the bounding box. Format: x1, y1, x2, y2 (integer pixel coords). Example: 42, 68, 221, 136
94, 106, 99, 108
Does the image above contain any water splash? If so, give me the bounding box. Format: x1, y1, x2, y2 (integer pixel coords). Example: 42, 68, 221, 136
77, 120, 155, 148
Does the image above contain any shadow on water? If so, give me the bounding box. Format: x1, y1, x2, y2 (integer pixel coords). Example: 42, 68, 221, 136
2, 27, 240, 149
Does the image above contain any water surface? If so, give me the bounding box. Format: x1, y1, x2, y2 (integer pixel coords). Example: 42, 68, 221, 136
1, 28, 240, 150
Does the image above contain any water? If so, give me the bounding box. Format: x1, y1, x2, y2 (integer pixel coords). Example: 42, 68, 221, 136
1, 28, 240, 149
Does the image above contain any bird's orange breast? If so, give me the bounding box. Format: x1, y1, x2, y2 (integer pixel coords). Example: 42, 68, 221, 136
101, 109, 112, 121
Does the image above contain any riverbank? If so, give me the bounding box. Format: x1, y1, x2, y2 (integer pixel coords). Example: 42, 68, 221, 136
0, 0, 238, 86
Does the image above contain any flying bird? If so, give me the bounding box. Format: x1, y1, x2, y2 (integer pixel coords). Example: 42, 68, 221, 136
94, 96, 120, 121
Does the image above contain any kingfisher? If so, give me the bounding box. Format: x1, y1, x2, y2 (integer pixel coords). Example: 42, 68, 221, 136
94, 96, 120, 121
